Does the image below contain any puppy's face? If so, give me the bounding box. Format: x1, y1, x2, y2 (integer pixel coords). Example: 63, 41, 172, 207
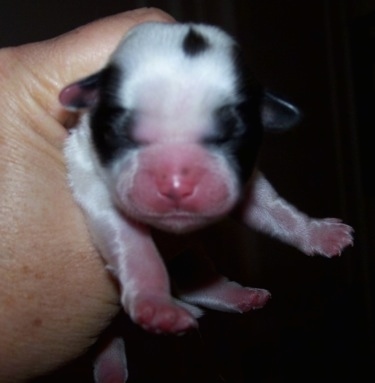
60, 22, 299, 233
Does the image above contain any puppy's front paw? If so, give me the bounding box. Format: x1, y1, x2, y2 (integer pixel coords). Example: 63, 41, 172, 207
305, 218, 354, 257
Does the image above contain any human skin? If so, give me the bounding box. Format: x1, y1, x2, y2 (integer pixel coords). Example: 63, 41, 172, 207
0, 8, 174, 383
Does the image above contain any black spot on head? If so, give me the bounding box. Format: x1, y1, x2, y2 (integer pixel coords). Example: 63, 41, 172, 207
182, 27, 209, 56
90, 64, 138, 165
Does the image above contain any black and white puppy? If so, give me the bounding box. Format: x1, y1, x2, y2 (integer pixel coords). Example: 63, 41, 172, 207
60, 22, 353, 382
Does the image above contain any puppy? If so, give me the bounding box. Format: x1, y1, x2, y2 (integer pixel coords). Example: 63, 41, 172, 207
60, 22, 353, 382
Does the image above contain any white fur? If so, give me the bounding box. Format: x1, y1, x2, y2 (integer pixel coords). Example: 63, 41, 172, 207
112, 23, 239, 111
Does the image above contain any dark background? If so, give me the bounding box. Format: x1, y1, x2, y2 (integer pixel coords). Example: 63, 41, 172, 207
1, 1, 374, 382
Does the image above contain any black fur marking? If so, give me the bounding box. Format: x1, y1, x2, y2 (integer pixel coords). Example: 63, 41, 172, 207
90, 65, 138, 165
233, 94, 263, 184
204, 99, 263, 185
204, 45, 263, 185
182, 28, 209, 56
77, 72, 102, 90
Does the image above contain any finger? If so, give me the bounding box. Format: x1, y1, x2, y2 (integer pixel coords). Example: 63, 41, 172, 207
3, 8, 174, 124
44, 8, 175, 83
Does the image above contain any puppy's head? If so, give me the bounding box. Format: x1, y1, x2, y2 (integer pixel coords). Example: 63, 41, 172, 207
60, 22, 300, 233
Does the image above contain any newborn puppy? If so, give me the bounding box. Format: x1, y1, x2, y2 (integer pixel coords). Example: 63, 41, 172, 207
60, 22, 353, 382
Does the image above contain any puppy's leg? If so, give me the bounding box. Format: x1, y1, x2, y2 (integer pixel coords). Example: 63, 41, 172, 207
240, 170, 354, 257
94, 337, 127, 383
173, 251, 270, 313
91, 212, 198, 334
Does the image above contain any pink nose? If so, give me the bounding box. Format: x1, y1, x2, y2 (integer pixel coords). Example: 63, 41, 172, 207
157, 172, 196, 202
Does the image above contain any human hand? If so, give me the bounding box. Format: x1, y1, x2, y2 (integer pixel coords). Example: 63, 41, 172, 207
0, 8, 174, 382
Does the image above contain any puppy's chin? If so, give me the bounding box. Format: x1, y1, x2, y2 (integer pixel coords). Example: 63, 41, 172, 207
139, 214, 217, 234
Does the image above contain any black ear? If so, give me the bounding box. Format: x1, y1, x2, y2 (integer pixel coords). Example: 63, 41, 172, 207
261, 91, 302, 131
59, 71, 102, 111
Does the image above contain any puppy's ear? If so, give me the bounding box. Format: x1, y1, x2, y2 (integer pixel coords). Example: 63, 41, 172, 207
261, 92, 302, 132
59, 71, 102, 111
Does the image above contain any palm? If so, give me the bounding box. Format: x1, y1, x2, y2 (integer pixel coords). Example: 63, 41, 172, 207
0, 8, 173, 382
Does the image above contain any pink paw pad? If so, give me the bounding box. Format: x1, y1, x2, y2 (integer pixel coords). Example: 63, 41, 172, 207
129, 295, 197, 334
237, 287, 271, 311
308, 218, 354, 257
